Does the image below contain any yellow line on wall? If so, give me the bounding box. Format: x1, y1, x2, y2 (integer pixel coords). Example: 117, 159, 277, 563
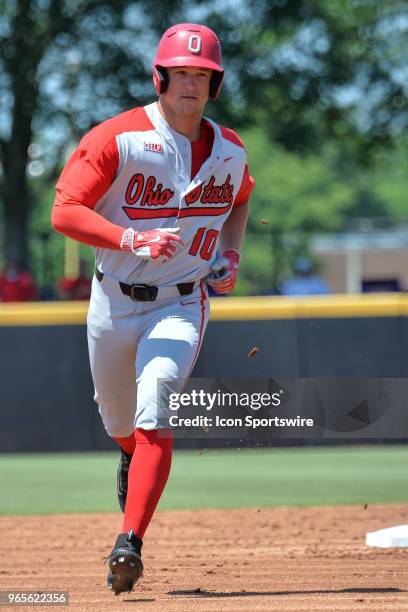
0, 293, 407, 326
211, 294, 407, 320
0, 301, 88, 326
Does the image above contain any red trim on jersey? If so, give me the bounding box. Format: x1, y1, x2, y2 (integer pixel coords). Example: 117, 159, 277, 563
234, 163, 255, 207
122, 206, 178, 219
122, 202, 233, 220
180, 204, 233, 217
187, 281, 207, 379
220, 125, 246, 149
219, 126, 255, 206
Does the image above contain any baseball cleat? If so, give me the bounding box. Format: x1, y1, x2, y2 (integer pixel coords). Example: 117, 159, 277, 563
117, 449, 132, 513
106, 530, 143, 596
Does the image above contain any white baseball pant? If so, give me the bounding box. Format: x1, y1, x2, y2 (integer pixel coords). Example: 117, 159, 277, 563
87, 273, 210, 437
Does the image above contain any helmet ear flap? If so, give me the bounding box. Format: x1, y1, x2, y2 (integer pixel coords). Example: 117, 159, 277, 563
209, 71, 223, 100
153, 66, 169, 95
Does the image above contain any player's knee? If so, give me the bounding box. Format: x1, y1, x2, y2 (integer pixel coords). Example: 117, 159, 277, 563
98, 404, 135, 438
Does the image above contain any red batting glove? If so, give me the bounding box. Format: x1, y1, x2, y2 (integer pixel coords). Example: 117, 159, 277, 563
207, 249, 240, 294
120, 227, 184, 261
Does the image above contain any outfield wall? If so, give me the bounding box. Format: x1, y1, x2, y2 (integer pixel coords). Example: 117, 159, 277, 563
1, 294, 407, 452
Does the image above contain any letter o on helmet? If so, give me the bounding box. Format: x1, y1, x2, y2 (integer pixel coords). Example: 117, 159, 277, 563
153, 23, 224, 100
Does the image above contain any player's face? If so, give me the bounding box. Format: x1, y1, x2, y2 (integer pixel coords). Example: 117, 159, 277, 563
164, 66, 212, 116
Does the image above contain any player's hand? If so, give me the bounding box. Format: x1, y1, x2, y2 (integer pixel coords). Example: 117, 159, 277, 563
134, 228, 184, 261
206, 249, 240, 294
121, 227, 184, 261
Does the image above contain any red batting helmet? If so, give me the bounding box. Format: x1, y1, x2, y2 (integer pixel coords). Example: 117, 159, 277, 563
153, 23, 224, 100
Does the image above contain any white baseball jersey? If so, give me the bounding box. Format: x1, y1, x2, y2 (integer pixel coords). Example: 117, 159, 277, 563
56, 101, 252, 286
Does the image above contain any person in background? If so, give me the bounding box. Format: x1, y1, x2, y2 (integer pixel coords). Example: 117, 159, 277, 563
57, 260, 92, 300
0, 254, 38, 302
280, 256, 331, 296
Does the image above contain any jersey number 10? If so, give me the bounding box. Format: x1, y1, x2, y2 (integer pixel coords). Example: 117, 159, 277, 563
189, 227, 219, 261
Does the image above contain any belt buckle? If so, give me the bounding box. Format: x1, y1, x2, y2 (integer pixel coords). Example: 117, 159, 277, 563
130, 284, 158, 302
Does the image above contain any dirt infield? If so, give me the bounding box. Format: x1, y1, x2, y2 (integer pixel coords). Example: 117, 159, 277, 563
0, 504, 407, 611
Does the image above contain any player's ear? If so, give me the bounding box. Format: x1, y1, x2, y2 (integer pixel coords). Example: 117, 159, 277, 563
209, 70, 223, 99
153, 66, 169, 95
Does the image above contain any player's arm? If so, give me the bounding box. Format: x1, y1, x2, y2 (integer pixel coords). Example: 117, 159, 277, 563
52, 192, 183, 260
207, 162, 254, 294
52, 133, 183, 259
206, 202, 248, 294
52, 191, 124, 249
217, 200, 249, 254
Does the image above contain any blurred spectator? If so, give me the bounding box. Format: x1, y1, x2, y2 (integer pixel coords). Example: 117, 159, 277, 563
0, 255, 38, 302
280, 256, 331, 296
57, 260, 92, 300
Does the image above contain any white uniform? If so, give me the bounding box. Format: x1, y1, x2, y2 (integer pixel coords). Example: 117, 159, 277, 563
56, 101, 253, 434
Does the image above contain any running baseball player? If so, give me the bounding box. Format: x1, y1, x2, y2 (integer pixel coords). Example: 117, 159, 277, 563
52, 23, 254, 596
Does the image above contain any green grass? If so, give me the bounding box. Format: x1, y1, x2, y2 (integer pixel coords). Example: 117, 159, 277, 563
0, 446, 407, 515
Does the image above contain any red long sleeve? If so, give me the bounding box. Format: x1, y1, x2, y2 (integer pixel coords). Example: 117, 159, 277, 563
52, 191, 124, 249
52, 115, 126, 249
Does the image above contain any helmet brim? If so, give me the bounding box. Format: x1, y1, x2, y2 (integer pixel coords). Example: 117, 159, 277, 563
155, 56, 224, 73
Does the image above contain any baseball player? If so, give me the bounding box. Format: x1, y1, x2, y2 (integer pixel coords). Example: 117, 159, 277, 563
52, 23, 254, 595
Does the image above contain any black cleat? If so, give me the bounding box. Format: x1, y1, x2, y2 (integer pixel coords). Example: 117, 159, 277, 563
106, 530, 143, 596
117, 449, 132, 513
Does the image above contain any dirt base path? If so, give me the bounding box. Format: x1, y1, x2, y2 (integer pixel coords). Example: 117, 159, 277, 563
0, 504, 407, 611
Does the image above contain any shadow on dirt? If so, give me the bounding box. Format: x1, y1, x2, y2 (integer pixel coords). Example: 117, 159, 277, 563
123, 598, 156, 603
168, 587, 404, 598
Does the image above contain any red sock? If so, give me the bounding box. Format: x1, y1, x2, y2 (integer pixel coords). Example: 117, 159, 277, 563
113, 433, 136, 456
123, 428, 173, 538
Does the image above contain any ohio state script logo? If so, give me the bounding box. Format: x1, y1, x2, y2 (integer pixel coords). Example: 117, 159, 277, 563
125, 174, 174, 207
185, 175, 234, 206
123, 174, 235, 220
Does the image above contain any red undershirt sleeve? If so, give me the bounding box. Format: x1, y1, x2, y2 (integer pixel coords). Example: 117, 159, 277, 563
52, 192, 124, 249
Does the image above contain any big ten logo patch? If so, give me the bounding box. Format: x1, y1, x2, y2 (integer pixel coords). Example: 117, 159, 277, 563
185, 174, 234, 206
125, 174, 174, 207
144, 142, 163, 153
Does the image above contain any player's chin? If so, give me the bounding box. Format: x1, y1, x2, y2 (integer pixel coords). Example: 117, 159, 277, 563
178, 98, 203, 114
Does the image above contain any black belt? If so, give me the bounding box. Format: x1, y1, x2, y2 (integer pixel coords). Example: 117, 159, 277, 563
95, 268, 195, 302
